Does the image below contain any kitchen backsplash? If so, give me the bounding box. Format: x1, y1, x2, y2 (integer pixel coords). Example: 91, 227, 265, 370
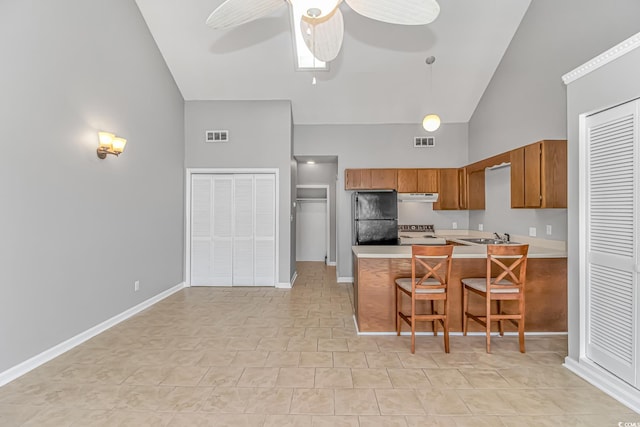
398, 201, 469, 231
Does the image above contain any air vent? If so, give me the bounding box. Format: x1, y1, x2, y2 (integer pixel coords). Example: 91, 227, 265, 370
205, 130, 229, 143
414, 136, 435, 148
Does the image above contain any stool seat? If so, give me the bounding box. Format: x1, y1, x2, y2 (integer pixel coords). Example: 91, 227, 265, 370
461, 278, 520, 294
395, 278, 445, 294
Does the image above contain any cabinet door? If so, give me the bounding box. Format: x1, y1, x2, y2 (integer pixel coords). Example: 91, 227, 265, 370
524, 142, 542, 207
467, 171, 485, 210
417, 169, 439, 192
371, 169, 397, 189
345, 169, 372, 190
433, 169, 459, 210
510, 148, 525, 208
397, 169, 417, 193
457, 168, 468, 209
541, 140, 567, 208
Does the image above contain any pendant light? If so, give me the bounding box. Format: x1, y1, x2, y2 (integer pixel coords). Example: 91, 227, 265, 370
422, 56, 441, 132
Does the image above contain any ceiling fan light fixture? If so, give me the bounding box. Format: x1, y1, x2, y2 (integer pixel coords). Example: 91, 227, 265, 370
299, 0, 342, 21
422, 114, 441, 132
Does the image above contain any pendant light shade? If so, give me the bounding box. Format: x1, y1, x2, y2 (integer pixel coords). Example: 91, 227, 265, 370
422, 114, 441, 132
422, 55, 440, 132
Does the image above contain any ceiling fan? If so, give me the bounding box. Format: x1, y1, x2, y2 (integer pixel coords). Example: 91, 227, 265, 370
206, 0, 441, 63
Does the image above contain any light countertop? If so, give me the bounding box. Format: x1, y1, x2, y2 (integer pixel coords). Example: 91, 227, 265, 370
353, 232, 567, 259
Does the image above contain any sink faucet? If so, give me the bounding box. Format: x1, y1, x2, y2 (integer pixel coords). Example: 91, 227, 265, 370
493, 232, 510, 242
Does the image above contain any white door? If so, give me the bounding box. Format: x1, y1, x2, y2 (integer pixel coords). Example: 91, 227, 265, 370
584, 99, 639, 385
296, 200, 327, 261
190, 173, 275, 287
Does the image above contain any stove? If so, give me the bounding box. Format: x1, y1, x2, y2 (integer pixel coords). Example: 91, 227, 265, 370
398, 224, 447, 245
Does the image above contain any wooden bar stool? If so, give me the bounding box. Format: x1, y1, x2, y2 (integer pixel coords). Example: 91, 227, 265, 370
395, 245, 454, 353
461, 244, 529, 353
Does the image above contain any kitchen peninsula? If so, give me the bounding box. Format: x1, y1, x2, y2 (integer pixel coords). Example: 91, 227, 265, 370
352, 237, 567, 333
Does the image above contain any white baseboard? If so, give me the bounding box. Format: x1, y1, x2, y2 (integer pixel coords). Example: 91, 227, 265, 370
326, 261, 336, 266
564, 356, 640, 413
276, 272, 296, 289
0, 282, 185, 387
338, 276, 354, 283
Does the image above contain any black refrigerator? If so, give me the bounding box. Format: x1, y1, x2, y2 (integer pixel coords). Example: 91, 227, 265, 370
352, 191, 399, 245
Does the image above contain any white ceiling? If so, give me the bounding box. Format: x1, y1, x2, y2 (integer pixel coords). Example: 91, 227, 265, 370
135, 0, 531, 125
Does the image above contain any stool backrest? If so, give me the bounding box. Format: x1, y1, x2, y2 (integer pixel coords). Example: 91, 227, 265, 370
411, 245, 454, 290
486, 244, 529, 290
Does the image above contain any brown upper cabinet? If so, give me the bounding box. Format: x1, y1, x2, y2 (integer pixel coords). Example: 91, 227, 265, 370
345, 169, 372, 190
510, 140, 567, 208
396, 168, 439, 193
433, 169, 460, 210
345, 168, 396, 190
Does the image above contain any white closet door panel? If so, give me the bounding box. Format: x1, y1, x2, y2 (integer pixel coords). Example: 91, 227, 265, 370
254, 174, 276, 285
191, 176, 212, 237
233, 238, 254, 285
190, 239, 211, 286
211, 239, 233, 285
585, 100, 638, 385
255, 175, 275, 238
254, 239, 275, 286
234, 175, 254, 237
213, 176, 234, 238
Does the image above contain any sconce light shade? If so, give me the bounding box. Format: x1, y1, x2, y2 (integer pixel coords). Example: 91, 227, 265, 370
97, 131, 127, 159
422, 114, 441, 132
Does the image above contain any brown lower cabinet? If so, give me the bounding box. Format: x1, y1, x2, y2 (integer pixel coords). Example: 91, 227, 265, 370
353, 255, 567, 333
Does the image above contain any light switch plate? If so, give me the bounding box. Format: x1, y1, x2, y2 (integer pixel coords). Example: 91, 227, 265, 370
452, 222, 458, 229
546, 225, 552, 235
529, 227, 537, 237
478, 224, 484, 231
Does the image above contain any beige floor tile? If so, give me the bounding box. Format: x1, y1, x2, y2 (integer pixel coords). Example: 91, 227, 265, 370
245, 387, 294, 414
196, 350, 237, 367
0, 404, 44, 426
290, 388, 335, 415
496, 389, 564, 415
236, 367, 280, 387
347, 338, 380, 352
397, 352, 439, 369
229, 350, 269, 367
430, 353, 473, 369
497, 366, 589, 388
124, 366, 173, 385
288, 338, 319, 352
334, 388, 380, 415
158, 386, 213, 412
264, 414, 312, 427
415, 389, 471, 415
276, 367, 316, 388
315, 367, 353, 388
375, 388, 426, 415
319, 318, 345, 328
537, 387, 632, 414
318, 338, 349, 352
455, 389, 518, 415
265, 351, 300, 367
366, 352, 403, 368
499, 414, 586, 427
405, 415, 457, 427
452, 415, 506, 426
459, 368, 512, 388
358, 414, 409, 427
200, 386, 252, 413
159, 366, 209, 386
423, 369, 472, 389
256, 337, 291, 351
169, 413, 265, 427
299, 352, 334, 367
198, 366, 244, 387
387, 368, 431, 389
97, 410, 174, 427
312, 415, 359, 426
352, 369, 393, 389
333, 352, 368, 368
115, 385, 173, 411
305, 327, 333, 338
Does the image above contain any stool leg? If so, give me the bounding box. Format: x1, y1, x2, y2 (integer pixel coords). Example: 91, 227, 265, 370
444, 295, 450, 353
485, 294, 491, 353
431, 301, 437, 336
497, 300, 504, 337
462, 286, 468, 336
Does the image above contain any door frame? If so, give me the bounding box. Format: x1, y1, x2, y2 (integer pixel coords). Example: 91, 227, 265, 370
296, 184, 331, 264
185, 168, 280, 286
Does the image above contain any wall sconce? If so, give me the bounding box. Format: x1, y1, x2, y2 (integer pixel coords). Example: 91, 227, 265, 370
97, 131, 127, 159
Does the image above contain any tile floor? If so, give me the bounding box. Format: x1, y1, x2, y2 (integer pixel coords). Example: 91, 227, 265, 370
0, 262, 635, 426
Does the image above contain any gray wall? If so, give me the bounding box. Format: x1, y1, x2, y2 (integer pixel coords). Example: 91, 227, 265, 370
184, 100, 294, 285
0, 0, 185, 373
297, 162, 338, 263
467, 0, 640, 242
565, 45, 640, 361
294, 123, 469, 279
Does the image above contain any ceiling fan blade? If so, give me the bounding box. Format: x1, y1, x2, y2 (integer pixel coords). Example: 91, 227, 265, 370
300, 9, 344, 62
206, 0, 286, 29
345, 0, 440, 25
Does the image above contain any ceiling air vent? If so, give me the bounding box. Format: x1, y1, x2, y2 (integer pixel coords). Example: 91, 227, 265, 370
205, 130, 229, 143
414, 136, 435, 148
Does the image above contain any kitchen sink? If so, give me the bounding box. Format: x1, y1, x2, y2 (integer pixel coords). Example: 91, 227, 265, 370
459, 238, 520, 245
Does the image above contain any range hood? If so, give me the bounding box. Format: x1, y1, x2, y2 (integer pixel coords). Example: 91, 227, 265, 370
397, 193, 439, 203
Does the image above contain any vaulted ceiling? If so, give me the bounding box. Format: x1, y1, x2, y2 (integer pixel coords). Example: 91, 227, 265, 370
135, 0, 531, 125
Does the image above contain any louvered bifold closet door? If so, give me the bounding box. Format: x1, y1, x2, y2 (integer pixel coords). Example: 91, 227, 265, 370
254, 174, 276, 286
233, 175, 255, 285
585, 99, 639, 386
191, 175, 213, 286
210, 175, 234, 285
